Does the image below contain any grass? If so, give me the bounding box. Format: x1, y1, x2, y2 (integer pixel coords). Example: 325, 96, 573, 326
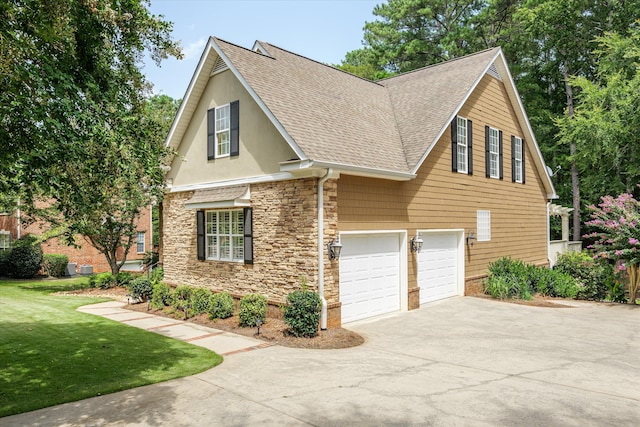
0, 277, 222, 418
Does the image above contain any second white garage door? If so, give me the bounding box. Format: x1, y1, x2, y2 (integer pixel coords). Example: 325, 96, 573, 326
417, 231, 463, 304
339, 233, 402, 323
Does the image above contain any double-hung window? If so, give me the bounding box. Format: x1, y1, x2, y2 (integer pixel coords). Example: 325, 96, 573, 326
136, 231, 145, 254
452, 116, 473, 174
205, 210, 244, 262
485, 126, 502, 179
0, 231, 11, 252
207, 100, 239, 160
512, 136, 524, 183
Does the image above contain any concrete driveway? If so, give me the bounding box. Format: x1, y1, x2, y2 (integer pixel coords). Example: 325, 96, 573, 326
4, 297, 640, 426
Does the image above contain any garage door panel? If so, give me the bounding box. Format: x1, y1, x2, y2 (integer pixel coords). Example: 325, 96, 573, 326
418, 232, 460, 304
340, 233, 401, 323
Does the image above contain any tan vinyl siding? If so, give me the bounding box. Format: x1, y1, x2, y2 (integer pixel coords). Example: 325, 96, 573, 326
338, 74, 548, 289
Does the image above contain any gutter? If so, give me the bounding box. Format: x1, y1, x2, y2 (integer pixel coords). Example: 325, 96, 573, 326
317, 168, 332, 330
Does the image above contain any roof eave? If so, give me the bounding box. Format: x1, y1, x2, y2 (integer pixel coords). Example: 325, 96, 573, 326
280, 159, 416, 181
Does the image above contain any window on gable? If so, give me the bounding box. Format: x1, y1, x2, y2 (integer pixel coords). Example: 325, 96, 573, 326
207, 100, 239, 160
136, 231, 145, 254
512, 136, 525, 184
452, 116, 473, 174
477, 210, 491, 242
485, 126, 503, 179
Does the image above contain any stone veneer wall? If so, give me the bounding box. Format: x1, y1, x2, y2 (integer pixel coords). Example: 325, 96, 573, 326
162, 178, 340, 312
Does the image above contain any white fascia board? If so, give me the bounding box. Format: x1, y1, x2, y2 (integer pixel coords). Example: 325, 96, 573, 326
185, 199, 250, 210
210, 40, 308, 161
281, 159, 415, 181
169, 172, 299, 193
164, 37, 216, 150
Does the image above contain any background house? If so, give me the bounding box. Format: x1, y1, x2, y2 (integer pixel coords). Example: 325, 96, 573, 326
161, 38, 556, 327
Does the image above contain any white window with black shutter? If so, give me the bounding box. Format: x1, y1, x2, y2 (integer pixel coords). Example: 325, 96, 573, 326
208, 100, 239, 160
197, 208, 253, 264
511, 136, 525, 184
452, 116, 473, 174
485, 126, 503, 179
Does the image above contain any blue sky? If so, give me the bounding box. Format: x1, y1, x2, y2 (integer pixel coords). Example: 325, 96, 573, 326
144, 0, 382, 99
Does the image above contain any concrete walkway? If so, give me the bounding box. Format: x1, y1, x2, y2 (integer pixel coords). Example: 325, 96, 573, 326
77, 301, 271, 357
4, 297, 640, 426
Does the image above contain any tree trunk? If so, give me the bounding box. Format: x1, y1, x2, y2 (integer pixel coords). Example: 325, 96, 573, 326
564, 68, 581, 242
628, 263, 639, 304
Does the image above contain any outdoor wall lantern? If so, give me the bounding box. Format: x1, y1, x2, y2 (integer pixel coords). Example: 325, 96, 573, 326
467, 230, 476, 246
328, 236, 343, 260
410, 233, 424, 253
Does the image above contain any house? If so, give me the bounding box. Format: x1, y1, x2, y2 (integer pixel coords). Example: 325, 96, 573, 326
0, 205, 153, 274
160, 38, 557, 327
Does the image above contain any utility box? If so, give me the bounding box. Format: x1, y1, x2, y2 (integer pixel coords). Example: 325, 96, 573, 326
65, 262, 77, 277
79, 265, 93, 275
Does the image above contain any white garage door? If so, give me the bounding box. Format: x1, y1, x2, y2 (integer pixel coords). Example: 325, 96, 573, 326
417, 232, 461, 304
339, 233, 401, 323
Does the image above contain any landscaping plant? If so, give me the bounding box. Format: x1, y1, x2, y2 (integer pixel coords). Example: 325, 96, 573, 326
208, 291, 235, 320
172, 285, 194, 313
89, 272, 116, 289
43, 254, 69, 278
190, 287, 212, 315
115, 271, 134, 287
151, 282, 172, 309
6, 235, 43, 279
553, 251, 612, 300
283, 287, 322, 337
127, 277, 153, 302
585, 191, 640, 303
238, 293, 267, 327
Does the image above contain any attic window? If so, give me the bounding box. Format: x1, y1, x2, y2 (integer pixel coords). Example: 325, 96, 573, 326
487, 63, 502, 80
212, 57, 228, 75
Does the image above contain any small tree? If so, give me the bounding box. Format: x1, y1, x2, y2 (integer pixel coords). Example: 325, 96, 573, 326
585, 191, 640, 303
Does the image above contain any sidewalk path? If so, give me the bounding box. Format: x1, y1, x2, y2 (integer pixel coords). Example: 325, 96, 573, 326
77, 301, 272, 357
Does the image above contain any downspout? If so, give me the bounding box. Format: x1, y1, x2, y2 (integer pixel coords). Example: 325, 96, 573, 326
546, 202, 551, 267
17, 198, 21, 239
318, 168, 332, 330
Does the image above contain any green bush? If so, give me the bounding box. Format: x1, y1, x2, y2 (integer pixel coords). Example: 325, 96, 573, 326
208, 291, 235, 320
115, 272, 134, 287
553, 251, 612, 301
90, 272, 116, 289
127, 277, 153, 302
238, 293, 267, 327
172, 285, 194, 312
6, 235, 43, 279
43, 254, 69, 278
535, 267, 579, 298
190, 288, 212, 315
283, 289, 322, 337
149, 268, 164, 286
151, 282, 172, 309
0, 251, 9, 277
485, 257, 533, 300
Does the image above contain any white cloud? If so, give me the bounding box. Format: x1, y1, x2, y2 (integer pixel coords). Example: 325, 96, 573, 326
182, 38, 206, 60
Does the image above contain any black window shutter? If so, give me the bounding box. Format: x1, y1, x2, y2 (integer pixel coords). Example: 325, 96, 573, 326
243, 207, 253, 264
467, 119, 473, 175
230, 100, 240, 157
197, 210, 205, 260
485, 126, 490, 178
207, 108, 215, 160
451, 118, 458, 172
511, 136, 516, 182
522, 139, 526, 184
499, 130, 504, 180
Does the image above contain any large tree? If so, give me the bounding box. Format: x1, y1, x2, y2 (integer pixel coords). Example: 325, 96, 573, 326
0, 0, 181, 273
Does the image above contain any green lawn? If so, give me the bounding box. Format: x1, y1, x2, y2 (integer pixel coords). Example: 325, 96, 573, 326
0, 277, 222, 418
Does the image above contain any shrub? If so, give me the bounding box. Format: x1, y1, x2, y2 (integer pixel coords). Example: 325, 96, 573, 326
0, 250, 9, 277
90, 272, 116, 289
172, 285, 194, 312
149, 268, 164, 286
151, 282, 172, 309
127, 277, 153, 302
238, 293, 267, 327
553, 251, 611, 301
283, 289, 322, 337
485, 257, 533, 300
208, 292, 235, 320
43, 254, 69, 278
190, 288, 212, 315
115, 272, 134, 287
6, 235, 43, 279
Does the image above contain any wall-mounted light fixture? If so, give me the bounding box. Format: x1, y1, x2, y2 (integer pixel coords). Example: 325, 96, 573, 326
328, 236, 342, 260
466, 230, 476, 246
410, 233, 424, 253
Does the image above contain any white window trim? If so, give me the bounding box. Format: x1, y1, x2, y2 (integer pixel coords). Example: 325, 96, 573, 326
477, 210, 491, 242
0, 230, 11, 251
215, 103, 231, 158
514, 136, 523, 183
488, 127, 500, 179
205, 209, 244, 262
136, 231, 145, 254
457, 116, 468, 174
